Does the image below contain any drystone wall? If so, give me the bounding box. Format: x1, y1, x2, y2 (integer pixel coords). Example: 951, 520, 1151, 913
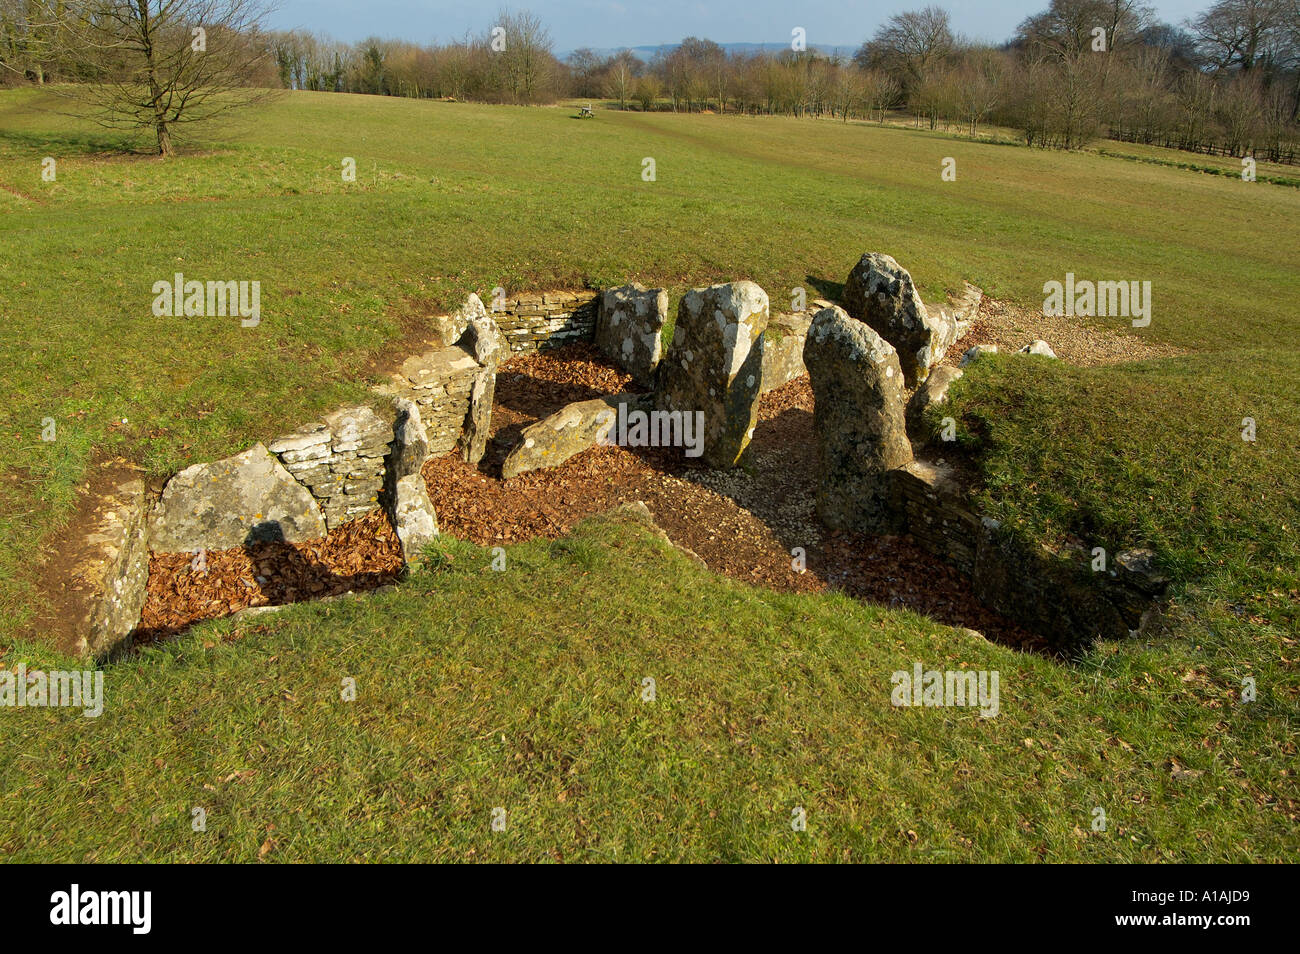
493, 291, 599, 353
895, 460, 980, 575
268, 406, 394, 531
381, 345, 481, 455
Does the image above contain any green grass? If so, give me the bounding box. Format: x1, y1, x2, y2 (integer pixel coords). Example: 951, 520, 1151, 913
1, 514, 1292, 862
1094, 142, 1300, 187
0, 88, 1296, 861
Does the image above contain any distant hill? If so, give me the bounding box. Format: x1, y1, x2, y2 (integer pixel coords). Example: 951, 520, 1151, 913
559, 41, 854, 61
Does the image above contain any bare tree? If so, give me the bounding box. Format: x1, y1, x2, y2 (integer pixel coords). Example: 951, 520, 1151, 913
1189, 0, 1288, 71
604, 49, 639, 110
956, 47, 1006, 136
860, 68, 900, 124
1018, 0, 1154, 58
1, 0, 66, 83
56, 0, 273, 156
565, 46, 602, 97
830, 60, 864, 121
855, 6, 954, 94
495, 8, 554, 103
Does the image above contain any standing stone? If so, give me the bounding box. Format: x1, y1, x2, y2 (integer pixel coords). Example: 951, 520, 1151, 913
390, 474, 439, 564
459, 367, 495, 466
656, 281, 769, 469
65, 478, 151, 659
842, 252, 956, 387
760, 311, 813, 392
385, 397, 430, 507
457, 296, 507, 466
431, 292, 490, 349
389, 398, 429, 482
150, 444, 327, 552
804, 305, 913, 533
462, 293, 507, 366
596, 283, 668, 387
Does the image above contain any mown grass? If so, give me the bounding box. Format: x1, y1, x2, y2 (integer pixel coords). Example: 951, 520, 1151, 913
0, 514, 1291, 862
0, 88, 1296, 861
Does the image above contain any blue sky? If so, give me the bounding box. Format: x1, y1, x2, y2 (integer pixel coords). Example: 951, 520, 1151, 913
266, 1, 1213, 52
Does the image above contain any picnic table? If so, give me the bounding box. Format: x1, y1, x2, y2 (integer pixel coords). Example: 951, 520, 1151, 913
578, 104, 594, 118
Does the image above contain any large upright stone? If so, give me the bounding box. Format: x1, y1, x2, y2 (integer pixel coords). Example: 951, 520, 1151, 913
461, 293, 507, 367
842, 253, 956, 387
388, 397, 429, 482
459, 368, 495, 466
150, 444, 327, 553
656, 281, 769, 469
431, 292, 491, 349
454, 294, 506, 466
804, 305, 913, 533
65, 478, 151, 658
390, 474, 438, 564
596, 283, 668, 387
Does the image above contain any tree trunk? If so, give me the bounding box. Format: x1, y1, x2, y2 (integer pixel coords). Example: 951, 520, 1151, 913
156, 121, 173, 157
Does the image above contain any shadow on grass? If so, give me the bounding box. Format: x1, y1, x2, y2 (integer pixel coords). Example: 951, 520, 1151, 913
0, 127, 144, 157
805, 275, 843, 302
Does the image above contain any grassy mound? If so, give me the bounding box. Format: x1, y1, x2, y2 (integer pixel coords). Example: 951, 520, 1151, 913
2, 512, 1292, 862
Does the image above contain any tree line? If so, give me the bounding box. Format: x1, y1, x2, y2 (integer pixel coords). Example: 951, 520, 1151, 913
4, 1, 1298, 163
565, 1, 1300, 163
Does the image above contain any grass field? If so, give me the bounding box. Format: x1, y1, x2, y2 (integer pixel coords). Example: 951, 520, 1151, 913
0, 89, 1296, 861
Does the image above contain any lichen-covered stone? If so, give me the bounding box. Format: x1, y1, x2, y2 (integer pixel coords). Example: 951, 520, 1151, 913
388, 398, 429, 484
761, 311, 812, 392
390, 474, 438, 563
804, 305, 913, 533
842, 253, 956, 386
272, 405, 394, 530
459, 365, 496, 466
462, 293, 507, 367
502, 393, 652, 479
150, 444, 327, 552
430, 292, 488, 349
596, 283, 668, 387
65, 479, 151, 658
656, 281, 769, 469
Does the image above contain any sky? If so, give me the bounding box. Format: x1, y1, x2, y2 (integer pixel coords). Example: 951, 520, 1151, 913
265, 0, 1214, 53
